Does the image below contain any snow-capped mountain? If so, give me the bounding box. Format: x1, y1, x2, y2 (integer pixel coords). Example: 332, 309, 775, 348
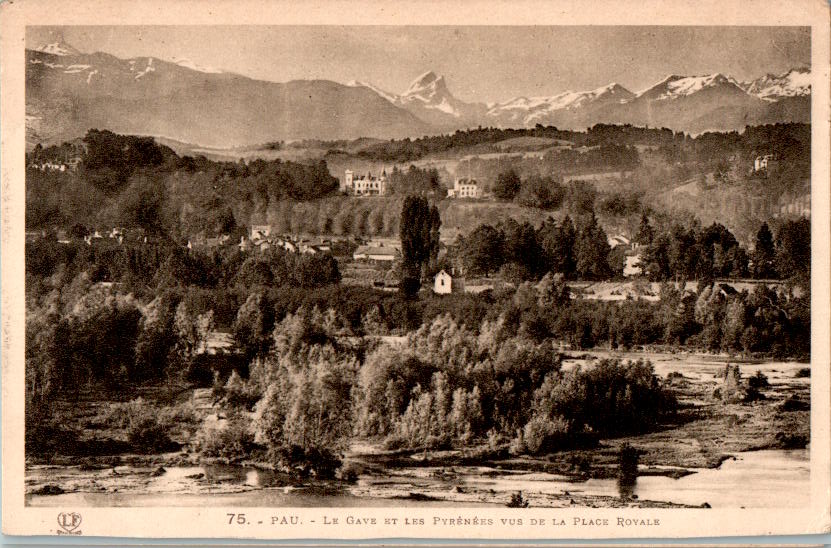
742, 68, 811, 101
25, 41, 812, 148
349, 68, 809, 133
34, 41, 80, 57
349, 72, 487, 128
399, 71, 461, 115
486, 83, 635, 126
26, 47, 432, 148
635, 73, 747, 100
346, 80, 399, 104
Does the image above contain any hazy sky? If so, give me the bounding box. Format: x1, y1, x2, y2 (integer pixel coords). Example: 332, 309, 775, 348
27, 26, 810, 103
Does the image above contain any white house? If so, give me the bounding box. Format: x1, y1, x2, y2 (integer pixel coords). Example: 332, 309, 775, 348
623, 253, 642, 277
433, 269, 465, 294
447, 178, 480, 199
250, 225, 271, 241
754, 154, 778, 172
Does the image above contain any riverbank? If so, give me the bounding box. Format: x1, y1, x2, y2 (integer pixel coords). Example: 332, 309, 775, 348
26, 352, 809, 508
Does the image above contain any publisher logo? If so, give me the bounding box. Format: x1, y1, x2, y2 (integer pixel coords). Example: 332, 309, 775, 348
57, 512, 82, 534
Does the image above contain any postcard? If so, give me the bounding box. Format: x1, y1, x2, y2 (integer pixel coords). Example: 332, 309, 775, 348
2, 0, 829, 540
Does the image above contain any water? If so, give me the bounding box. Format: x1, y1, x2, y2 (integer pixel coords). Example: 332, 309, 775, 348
464, 449, 808, 508
27, 449, 808, 508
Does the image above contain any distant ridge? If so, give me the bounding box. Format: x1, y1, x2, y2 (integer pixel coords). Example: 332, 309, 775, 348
26, 44, 811, 148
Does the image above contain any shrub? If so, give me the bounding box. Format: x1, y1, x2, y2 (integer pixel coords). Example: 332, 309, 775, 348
127, 416, 174, 452
221, 370, 260, 410
748, 370, 770, 389
520, 415, 570, 455
779, 396, 809, 412
196, 414, 256, 462
267, 444, 342, 479
26, 410, 80, 457
506, 491, 529, 508
531, 359, 676, 436
102, 398, 176, 453
335, 462, 362, 483
795, 368, 810, 378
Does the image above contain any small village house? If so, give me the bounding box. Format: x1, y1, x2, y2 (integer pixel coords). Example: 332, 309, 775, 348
754, 154, 778, 172
433, 269, 465, 294
250, 225, 272, 241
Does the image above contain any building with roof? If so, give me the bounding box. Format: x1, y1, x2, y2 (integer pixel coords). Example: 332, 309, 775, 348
754, 154, 778, 172
447, 178, 480, 199
353, 245, 400, 263
342, 170, 387, 196
433, 269, 465, 294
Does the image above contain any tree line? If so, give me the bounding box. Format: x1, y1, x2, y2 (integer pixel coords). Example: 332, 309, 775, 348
26, 129, 340, 236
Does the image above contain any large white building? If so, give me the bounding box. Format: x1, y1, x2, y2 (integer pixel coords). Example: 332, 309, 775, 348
342, 170, 387, 196
447, 178, 480, 199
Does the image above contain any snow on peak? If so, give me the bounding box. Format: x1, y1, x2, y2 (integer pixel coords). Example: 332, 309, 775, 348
404, 71, 447, 97
745, 67, 811, 100
171, 57, 223, 74
488, 82, 634, 116
134, 58, 156, 80
35, 41, 79, 56
346, 80, 399, 104
639, 72, 743, 99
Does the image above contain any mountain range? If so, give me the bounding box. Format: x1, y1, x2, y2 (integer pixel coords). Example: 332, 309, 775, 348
26, 42, 811, 149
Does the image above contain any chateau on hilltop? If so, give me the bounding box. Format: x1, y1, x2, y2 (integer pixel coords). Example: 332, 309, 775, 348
342, 169, 387, 196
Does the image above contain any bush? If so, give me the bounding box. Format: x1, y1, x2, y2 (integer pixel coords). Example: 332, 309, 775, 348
196, 414, 256, 462
335, 462, 362, 483
102, 398, 176, 453
531, 359, 676, 436
779, 396, 809, 412
26, 416, 80, 457
128, 416, 174, 452
267, 445, 342, 479
748, 370, 770, 389
506, 491, 529, 508
795, 368, 810, 378
520, 415, 570, 455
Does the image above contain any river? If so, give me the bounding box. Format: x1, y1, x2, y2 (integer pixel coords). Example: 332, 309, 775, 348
27, 449, 808, 508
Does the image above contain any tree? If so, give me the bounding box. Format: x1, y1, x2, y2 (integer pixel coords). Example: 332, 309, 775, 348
775, 218, 810, 285
501, 219, 543, 277
399, 196, 441, 296
752, 222, 776, 279
538, 216, 576, 278
516, 175, 564, 210
575, 214, 612, 280
636, 213, 654, 247
233, 293, 275, 362
461, 224, 505, 276
493, 169, 521, 200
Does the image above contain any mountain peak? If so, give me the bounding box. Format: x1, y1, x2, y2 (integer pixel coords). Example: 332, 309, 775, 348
638, 72, 743, 99
404, 71, 447, 96
34, 41, 80, 57
744, 67, 811, 100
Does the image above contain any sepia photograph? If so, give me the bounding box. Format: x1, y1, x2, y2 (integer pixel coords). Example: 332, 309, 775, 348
2, 0, 830, 540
